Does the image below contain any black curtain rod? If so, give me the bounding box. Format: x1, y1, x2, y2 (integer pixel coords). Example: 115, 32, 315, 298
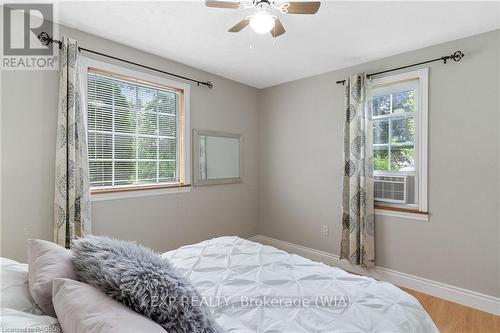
335, 50, 464, 85
38, 32, 213, 89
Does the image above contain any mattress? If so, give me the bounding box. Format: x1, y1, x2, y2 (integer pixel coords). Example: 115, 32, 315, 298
163, 236, 438, 333
1, 237, 438, 332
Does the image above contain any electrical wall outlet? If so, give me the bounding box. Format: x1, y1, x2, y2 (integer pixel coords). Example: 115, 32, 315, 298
321, 225, 329, 236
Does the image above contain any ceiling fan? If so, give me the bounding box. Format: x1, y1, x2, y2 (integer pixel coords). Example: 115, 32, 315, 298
205, 0, 321, 37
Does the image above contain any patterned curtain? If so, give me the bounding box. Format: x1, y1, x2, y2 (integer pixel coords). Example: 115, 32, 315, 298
340, 74, 375, 267
54, 37, 91, 248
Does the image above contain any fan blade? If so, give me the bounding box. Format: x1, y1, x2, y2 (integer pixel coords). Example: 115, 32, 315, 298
229, 18, 250, 32
286, 1, 321, 14
205, 0, 240, 9
271, 18, 286, 37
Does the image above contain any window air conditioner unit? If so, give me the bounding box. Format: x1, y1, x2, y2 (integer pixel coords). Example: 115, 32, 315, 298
374, 175, 408, 204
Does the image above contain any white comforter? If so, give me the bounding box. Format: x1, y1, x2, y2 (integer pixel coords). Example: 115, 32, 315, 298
163, 237, 438, 333
1, 237, 438, 332
0, 258, 60, 331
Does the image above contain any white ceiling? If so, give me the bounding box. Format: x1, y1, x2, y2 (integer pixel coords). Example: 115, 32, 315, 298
56, 1, 500, 88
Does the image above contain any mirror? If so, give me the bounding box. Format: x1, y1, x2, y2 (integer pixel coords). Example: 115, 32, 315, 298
193, 129, 243, 186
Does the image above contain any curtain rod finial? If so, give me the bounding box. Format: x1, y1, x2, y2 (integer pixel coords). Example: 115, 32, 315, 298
442, 50, 465, 64
37, 32, 52, 46
452, 50, 464, 62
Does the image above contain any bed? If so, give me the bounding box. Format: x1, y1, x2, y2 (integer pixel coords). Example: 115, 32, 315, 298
0, 257, 60, 331
1, 236, 438, 332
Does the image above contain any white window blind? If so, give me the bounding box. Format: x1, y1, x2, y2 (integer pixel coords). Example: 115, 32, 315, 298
87, 70, 180, 189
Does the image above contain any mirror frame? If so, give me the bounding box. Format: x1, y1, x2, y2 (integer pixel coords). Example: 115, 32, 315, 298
192, 129, 243, 186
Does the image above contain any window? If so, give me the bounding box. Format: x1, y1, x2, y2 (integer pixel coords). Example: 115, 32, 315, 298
83, 59, 190, 195
370, 69, 428, 214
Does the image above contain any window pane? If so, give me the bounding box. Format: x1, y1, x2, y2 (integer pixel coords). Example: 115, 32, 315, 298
87, 74, 96, 102
115, 82, 136, 109
138, 111, 157, 135
88, 105, 112, 132
114, 161, 136, 185
87, 104, 96, 129
94, 77, 114, 105
157, 91, 177, 114
159, 161, 176, 180
114, 135, 136, 160
88, 132, 112, 159
372, 95, 390, 116
392, 90, 414, 113
391, 117, 414, 144
373, 147, 389, 171
159, 138, 176, 160
137, 86, 157, 110
390, 146, 414, 171
114, 108, 136, 134
373, 120, 389, 144
138, 161, 157, 181
159, 114, 176, 137
138, 137, 157, 159
89, 161, 112, 187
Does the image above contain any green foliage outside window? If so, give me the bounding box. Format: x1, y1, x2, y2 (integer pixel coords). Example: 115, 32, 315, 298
372, 90, 415, 172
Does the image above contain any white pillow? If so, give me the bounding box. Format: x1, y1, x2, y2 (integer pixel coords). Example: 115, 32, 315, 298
52, 278, 165, 333
28, 239, 77, 316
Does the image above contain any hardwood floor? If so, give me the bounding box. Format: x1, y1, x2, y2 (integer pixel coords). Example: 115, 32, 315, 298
401, 288, 500, 333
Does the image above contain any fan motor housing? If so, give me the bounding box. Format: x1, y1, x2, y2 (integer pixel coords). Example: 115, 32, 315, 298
255, 0, 272, 11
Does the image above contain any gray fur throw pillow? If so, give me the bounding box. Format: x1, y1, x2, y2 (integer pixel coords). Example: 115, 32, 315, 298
71, 236, 222, 333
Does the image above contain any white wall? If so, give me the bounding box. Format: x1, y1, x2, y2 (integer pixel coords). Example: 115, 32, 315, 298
1, 23, 260, 261
258, 30, 500, 297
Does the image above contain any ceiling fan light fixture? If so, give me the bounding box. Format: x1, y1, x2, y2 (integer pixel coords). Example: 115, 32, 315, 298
249, 11, 275, 34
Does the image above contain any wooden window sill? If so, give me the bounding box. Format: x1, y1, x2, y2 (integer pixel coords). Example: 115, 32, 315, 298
91, 183, 191, 195
90, 184, 191, 201
375, 205, 429, 221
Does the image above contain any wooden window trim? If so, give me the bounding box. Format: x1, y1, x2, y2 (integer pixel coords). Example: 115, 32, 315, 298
88, 67, 182, 94
375, 204, 428, 215
91, 183, 191, 195
85, 62, 190, 191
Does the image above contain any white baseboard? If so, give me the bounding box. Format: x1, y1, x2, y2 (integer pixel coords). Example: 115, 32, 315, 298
249, 235, 500, 316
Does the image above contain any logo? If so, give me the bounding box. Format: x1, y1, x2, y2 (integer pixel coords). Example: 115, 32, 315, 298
1, 2, 58, 70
